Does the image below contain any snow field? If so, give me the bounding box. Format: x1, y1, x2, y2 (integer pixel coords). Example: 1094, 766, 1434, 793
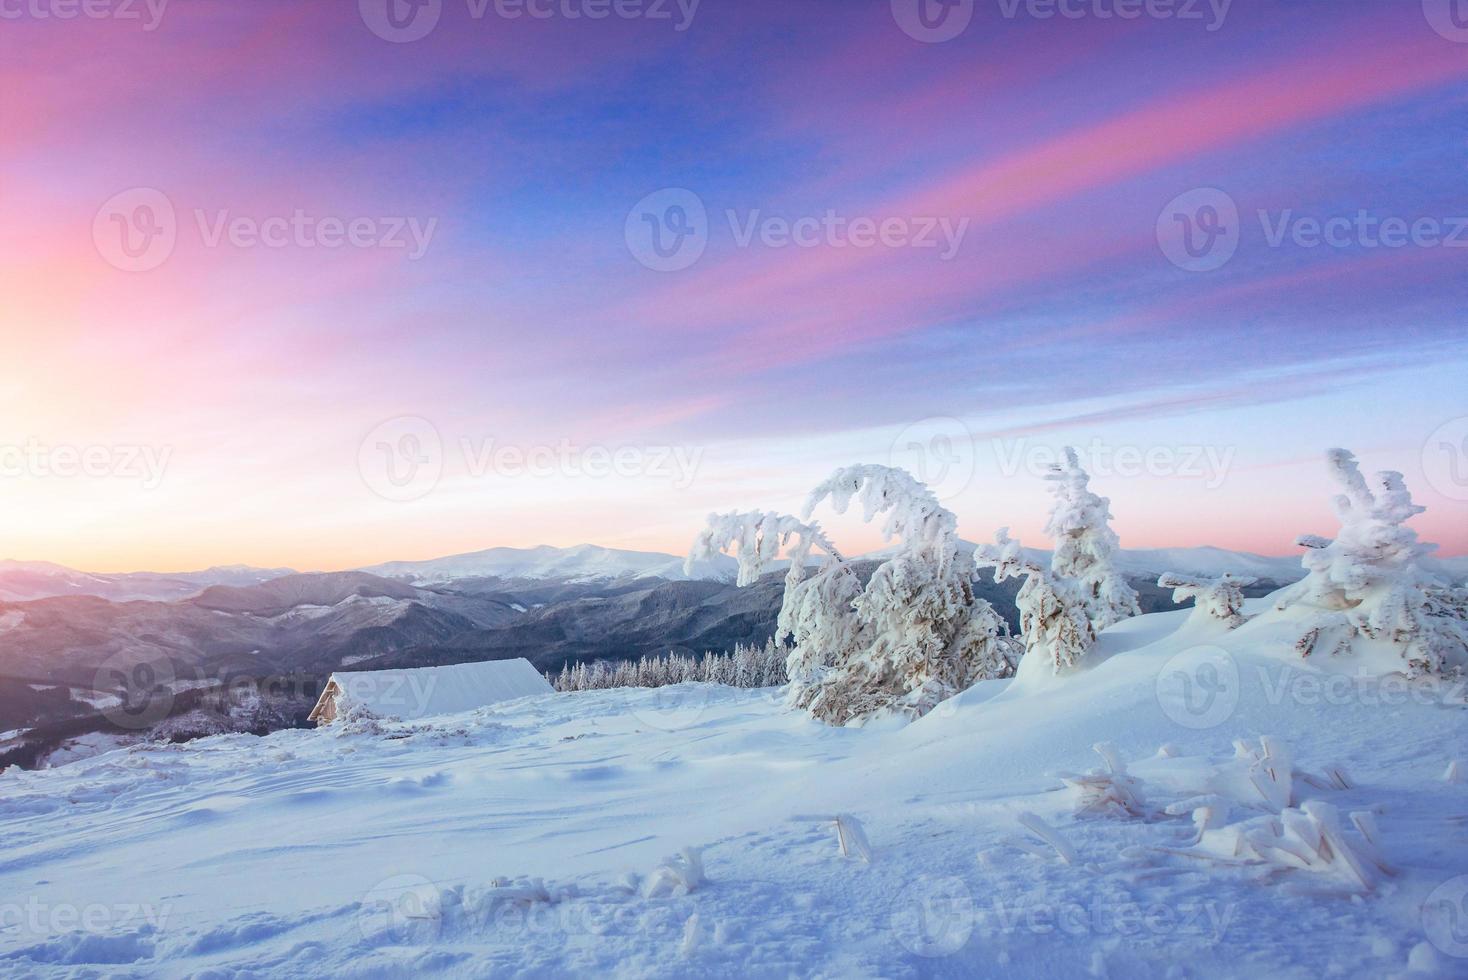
1, 608, 1465, 977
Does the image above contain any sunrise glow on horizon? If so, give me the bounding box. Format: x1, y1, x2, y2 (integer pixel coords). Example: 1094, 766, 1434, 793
3, 0, 1466, 573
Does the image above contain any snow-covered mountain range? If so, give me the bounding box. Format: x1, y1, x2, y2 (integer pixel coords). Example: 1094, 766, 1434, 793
365, 541, 1464, 589
0, 560, 295, 603
361, 544, 739, 585
5, 544, 1466, 603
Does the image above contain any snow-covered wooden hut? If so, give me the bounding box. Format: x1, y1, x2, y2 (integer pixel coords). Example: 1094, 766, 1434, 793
308, 658, 553, 726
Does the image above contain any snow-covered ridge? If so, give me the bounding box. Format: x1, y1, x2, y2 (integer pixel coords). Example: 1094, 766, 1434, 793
364, 542, 1468, 588
360, 543, 740, 585
4, 545, 1463, 604
0, 561, 296, 603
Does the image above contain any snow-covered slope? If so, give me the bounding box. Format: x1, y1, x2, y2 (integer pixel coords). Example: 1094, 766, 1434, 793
362, 544, 739, 584
1110, 545, 1468, 584
3, 609, 1465, 977
995, 544, 1467, 586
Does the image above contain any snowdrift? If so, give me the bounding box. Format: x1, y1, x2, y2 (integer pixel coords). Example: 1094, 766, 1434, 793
1, 607, 1465, 978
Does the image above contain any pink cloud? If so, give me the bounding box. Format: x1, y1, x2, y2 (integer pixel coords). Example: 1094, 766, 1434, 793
617, 28, 1468, 369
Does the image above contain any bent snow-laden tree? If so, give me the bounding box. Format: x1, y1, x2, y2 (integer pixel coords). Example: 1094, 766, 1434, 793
687, 466, 1017, 725
1044, 448, 1140, 631
1158, 572, 1257, 629
806, 466, 1018, 721
688, 510, 866, 701
976, 528, 1095, 675
1272, 449, 1468, 677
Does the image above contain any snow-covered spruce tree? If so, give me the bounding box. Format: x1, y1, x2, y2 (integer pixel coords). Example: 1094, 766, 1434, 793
802, 466, 1016, 722
687, 508, 865, 709
1158, 572, 1257, 629
975, 528, 1095, 675
1273, 449, 1468, 677
1044, 447, 1140, 631
687, 468, 1017, 725
756, 637, 789, 686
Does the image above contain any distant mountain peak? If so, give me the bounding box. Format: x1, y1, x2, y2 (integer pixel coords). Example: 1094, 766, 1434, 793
361, 544, 738, 585
0, 563, 298, 603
